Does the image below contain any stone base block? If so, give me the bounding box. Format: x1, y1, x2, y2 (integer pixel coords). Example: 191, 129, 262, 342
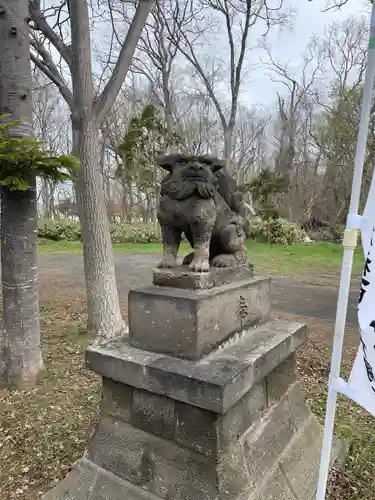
247, 406, 346, 500
152, 264, 254, 290
87, 319, 307, 413
99, 374, 267, 458
44, 384, 346, 500
86, 415, 250, 500
128, 277, 271, 359
43, 457, 163, 500
85, 383, 317, 500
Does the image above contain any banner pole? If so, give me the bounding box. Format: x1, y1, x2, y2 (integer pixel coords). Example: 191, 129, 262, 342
316, 3, 375, 499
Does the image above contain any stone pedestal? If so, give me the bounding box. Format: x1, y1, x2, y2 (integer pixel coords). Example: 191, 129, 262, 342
44, 265, 345, 500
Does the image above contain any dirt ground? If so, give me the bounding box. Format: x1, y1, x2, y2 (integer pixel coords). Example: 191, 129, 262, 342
38, 252, 360, 328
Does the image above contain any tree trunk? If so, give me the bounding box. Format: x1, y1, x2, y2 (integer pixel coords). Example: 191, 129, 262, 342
0, 1, 42, 388
162, 70, 174, 138
223, 127, 233, 173
72, 120, 124, 338
48, 182, 56, 218
122, 181, 133, 224
70, 0, 124, 338
42, 178, 53, 218
127, 180, 134, 224
1, 186, 42, 388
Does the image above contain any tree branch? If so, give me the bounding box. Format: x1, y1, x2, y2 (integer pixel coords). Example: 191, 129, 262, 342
30, 36, 73, 109
29, 0, 72, 68
230, 0, 252, 128
94, 0, 154, 126
162, 2, 227, 129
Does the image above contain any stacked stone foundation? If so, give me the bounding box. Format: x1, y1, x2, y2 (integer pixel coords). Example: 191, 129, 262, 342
44, 265, 344, 500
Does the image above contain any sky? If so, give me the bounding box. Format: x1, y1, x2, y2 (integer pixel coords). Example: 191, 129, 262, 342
39, 0, 370, 114
244, 0, 368, 105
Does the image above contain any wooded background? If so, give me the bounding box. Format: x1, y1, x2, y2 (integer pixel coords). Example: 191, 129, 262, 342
32, 0, 371, 230
1, 0, 370, 387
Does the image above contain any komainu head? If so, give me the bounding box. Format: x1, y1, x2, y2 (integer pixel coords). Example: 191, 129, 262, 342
156, 154, 224, 200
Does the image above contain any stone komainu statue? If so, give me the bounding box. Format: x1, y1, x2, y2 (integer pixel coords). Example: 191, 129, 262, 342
156, 153, 251, 272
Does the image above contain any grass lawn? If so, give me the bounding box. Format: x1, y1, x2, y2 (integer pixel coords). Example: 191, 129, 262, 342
38, 238, 365, 277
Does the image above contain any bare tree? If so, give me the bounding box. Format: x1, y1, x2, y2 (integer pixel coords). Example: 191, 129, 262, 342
175, 92, 223, 156
28, 0, 154, 338
309, 0, 351, 10
0, 1, 43, 388
101, 82, 156, 223
255, 36, 329, 222
163, 0, 290, 171
233, 106, 270, 184
309, 15, 370, 225
126, 0, 182, 136
260, 13, 369, 225
319, 16, 367, 100
32, 71, 70, 218
263, 37, 324, 179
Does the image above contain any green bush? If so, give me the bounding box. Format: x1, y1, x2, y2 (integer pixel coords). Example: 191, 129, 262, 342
109, 224, 159, 244
309, 224, 344, 243
37, 219, 159, 244
38, 219, 81, 241
38, 217, 308, 246
249, 217, 307, 245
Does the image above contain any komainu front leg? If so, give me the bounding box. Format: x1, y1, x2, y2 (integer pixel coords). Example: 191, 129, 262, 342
157, 225, 181, 268
188, 220, 213, 272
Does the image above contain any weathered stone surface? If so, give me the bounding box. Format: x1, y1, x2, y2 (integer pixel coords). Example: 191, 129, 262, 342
91, 466, 163, 500
249, 466, 296, 500
129, 277, 271, 359
152, 264, 254, 290
155, 153, 250, 271
42, 458, 98, 500
101, 379, 177, 440
242, 399, 295, 488
43, 458, 164, 500
332, 436, 348, 469
174, 381, 266, 457
101, 375, 265, 458
219, 381, 267, 451
47, 258, 344, 500
279, 416, 323, 500
132, 388, 175, 440
87, 415, 248, 500
86, 320, 308, 414
101, 377, 133, 422
286, 381, 312, 430
174, 402, 217, 456
266, 354, 296, 406
87, 415, 216, 498
217, 442, 251, 498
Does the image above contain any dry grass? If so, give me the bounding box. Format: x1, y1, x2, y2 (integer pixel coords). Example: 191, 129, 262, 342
0, 297, 100, 500
290, 314, 375, 500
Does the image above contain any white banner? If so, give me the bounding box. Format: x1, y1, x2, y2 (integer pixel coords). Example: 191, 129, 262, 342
349, 172, 375, 417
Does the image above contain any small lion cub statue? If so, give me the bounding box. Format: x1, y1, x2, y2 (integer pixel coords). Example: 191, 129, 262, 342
156, 154, 250, 272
